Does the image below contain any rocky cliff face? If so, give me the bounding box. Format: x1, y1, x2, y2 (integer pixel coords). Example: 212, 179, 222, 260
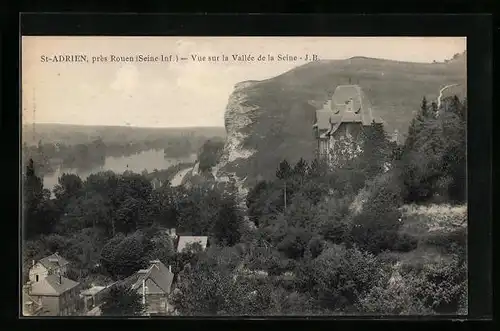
217, 81, 259, 174
215, 81, 262, 198
216, 57, 467, 192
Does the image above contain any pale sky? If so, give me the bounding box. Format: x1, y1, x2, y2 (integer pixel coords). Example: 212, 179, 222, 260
22, 36, 466, 128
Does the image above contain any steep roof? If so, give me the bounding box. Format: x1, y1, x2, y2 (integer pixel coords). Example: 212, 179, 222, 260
80, 286, 106, 296
38, 252, 70, 271
123, 260, 174, 295
314, 85, 381, 135
177, 236, 208, 253
30, 274, 79, 296
315, 109, 334, 130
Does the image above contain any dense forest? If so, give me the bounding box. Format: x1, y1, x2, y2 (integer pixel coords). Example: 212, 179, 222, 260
22, 95, 466, 316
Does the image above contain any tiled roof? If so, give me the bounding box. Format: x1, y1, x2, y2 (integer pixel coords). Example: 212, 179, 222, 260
38, 253, 69, 271
313, 85, 379, 134
124, 260, 174, 295
80, 286, 106, 296
332, 85, 363, 108
30, 274, 79, 296
315, 109, 334, 131
177, 236, 208, 253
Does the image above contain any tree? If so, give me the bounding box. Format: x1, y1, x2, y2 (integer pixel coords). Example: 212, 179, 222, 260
430, 101, 438, 114
113, 196, 149, 234
307, 158, 328, 178
66, 227, 106, 273
349, 171, 409, 254
277, 227, 314, 260
358, 120, 391, 180
100, 232, 153, 279
420, 96, 429, 118
398, 96, 466, 204
198, 139, 225, 173
23, 159, 56, 238
53, 173, 83, 203
58, 193, 110, 234
404, 96, 430, 153
316, 196, 352, 245
213, 198, 244, 247
146, 232, 176, 266
310, 244, 384, 311
246, 180, 270, 226
100, 285, 145, 316
171, 247, 265, 315
292, 158, 309, 181
276, 159, 292, 180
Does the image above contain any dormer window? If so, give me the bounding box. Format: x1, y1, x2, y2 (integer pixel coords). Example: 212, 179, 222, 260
345, 99, 353, 112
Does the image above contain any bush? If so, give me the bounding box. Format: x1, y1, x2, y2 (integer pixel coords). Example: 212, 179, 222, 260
310, 244, 385, 311
101, 285, 145, 316
277, 227, 314, 260
356, 272, 434, 315
349, 171, 405, 254
392, 233, 419, 252
421, 228, 466, 253
358, 251, 467, 315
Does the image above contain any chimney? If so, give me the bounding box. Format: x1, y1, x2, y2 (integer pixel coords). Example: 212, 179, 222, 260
32, 260, 35, 267
168, 265, 172, 273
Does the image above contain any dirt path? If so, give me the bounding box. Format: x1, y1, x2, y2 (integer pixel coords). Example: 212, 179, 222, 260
170, 167, 193, 187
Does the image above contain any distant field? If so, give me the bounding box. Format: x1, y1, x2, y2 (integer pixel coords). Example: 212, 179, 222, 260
22, 123, 227, 146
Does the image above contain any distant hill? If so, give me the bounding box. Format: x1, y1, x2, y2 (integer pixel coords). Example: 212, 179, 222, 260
22, 123, 226, 146
217, 54, 467, 188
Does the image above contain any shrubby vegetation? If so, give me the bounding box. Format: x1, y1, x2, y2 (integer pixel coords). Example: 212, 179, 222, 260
23, 95, 466, 315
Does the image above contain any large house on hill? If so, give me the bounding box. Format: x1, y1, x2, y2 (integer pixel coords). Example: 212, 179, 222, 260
313, 85, 383, 160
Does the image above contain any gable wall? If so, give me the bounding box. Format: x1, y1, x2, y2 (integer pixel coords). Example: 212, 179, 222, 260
29, 263, 49, 283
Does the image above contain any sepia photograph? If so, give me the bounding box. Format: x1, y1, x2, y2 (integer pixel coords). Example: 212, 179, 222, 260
21, 36, 467, 317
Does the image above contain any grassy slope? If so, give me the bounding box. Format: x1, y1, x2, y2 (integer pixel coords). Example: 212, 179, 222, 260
225, 55, 466, 185
386, 204, 467, 267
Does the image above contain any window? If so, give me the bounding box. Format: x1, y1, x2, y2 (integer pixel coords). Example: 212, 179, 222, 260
35, 275, 39, 282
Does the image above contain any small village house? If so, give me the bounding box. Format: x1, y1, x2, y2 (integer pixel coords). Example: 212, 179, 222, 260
23, 252, 81, 316
151, 178, 163, 190
80, 282, 117, 315
23, 273, 81, 316
121, 260, 175, 316
29, 252, 69, 283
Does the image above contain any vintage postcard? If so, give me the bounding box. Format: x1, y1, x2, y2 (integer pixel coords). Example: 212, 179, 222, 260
21, 36, 467, 317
